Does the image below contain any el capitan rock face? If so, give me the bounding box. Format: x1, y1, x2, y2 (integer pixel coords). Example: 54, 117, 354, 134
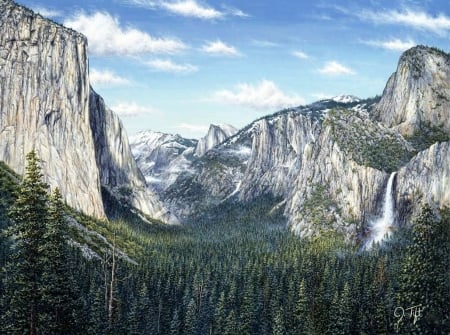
0, 0, 104, 217
0, 1, 176, 223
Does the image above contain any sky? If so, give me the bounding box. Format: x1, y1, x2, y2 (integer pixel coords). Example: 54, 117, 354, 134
17, 0, 450, 138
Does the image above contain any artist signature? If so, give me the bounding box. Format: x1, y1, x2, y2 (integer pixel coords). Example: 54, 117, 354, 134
394, 304, 424, 331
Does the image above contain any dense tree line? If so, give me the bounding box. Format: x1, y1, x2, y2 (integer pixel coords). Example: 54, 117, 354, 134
0, 153, 448, 334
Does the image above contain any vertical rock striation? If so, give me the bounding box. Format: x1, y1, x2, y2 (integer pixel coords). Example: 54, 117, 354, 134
194, 124, 237, 157
0, 1, 176, 223
373, 46, 450, 136
89, 90, 178, 224
0, 1, 104, 217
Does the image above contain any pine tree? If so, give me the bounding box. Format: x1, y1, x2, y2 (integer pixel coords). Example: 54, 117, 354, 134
214, 291, 227, 335
40, 188, 78, 334
294, 279, 311, 334
184, 297, 197, 335
397, 204, 450, 334
169, 308, 181, 335
223, 309, 238, 335
273, 307, 286, 335
3, 151, 49, 335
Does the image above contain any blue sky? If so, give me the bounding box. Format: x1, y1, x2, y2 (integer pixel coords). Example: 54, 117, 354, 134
18, 0, 450, 138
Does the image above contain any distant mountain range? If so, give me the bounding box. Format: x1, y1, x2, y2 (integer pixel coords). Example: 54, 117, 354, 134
1, 0, 449, 242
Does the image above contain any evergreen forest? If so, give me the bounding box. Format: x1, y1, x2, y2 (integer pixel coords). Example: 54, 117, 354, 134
0, 153, 449, 334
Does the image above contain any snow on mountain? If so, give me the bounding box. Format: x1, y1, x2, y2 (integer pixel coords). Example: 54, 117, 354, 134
130, 130, 197, 190
194, 124, 238, 157
330, 95, 361, 104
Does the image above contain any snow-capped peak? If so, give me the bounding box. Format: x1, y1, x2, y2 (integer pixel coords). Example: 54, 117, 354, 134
331, 94, 361, 103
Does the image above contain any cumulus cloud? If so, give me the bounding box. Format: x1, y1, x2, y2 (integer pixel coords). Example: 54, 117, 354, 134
124, 0, 248, 20
214, 80, 305, 111
64, 12, 186, 56
359, 9, 450, 36
292, 51, 309, 59
90, 69, 131, 86
319, 61, 355, 75
33, 7, 63, 18
202, 40, 241, 56
111, 102, 159, 117
364, 38, 416, 51
161, 0, 223, 19
146, 59, 198, 74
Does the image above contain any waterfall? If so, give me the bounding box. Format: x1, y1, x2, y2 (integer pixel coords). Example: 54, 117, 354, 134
365, 172, 397, 249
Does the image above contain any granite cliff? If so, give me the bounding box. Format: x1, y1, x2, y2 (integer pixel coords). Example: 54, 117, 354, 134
155, 47, 450, 240
1, 0, 448, 240
0, 1, 175, 223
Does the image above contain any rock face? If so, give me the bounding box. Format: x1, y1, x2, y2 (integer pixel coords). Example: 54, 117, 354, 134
162, 46, 450, 239
396, 142, 450, 219
163, 98, 389, 236
1, 4, 447, 241
90, 91, 177, 223
130, 124, 237, 192
130, 130, 197, 190
194, 124, 237, 157
0, 1, 103, 217
0, 1, 175, 223
374, 46, 450, 136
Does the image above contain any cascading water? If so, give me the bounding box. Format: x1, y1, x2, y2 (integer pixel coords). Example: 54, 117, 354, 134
365, 172, 397, 249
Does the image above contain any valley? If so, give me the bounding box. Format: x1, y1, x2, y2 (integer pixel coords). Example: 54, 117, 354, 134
0, 1, 449, 334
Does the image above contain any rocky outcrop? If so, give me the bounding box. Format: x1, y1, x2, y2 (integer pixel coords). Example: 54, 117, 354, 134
90, 91, 178, 224
396, 141, 450, 219
194, 124, 237, 157
163, 45, 450, 239
130, 130, 197, 190
163, 99, 386, 232
0, 0, 104, 217
0, 1, 175, 223
374, 46, 450, 136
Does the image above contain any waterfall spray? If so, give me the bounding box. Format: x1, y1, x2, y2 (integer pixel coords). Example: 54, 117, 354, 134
365, 172, 397, 249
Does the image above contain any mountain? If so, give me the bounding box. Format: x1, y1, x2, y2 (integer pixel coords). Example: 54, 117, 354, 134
129, 124, 237, 192
374, 46, 450, 137
0, 1, 176, 223
0, 1, 448, 242
130, 130, 198, 190
194, 124, 238, 157
160, 46, 450, 241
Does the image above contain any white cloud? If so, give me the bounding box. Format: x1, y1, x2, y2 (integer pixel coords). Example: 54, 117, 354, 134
174, 123, 209, 133
292, 51, 309, 59
319, 61, 355, 75
251, 40, 279, 48
161, 0, 223, 20
64, 12, 186, 56
222, 5, 250, 18
146, 59, 198, 73
33, 7, 63, 18
214, 80, 305, 111
111, 102, 159, 117
359, 9, 450, 35
364, 38, 416, 51
202, 40, 241, 56
124, 0, 248, 20
90, 69, 131, 86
